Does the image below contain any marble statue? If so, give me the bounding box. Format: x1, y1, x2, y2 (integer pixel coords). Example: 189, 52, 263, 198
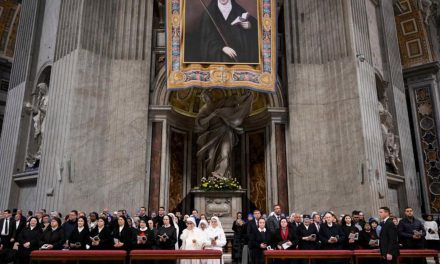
195, 90, 253, 179
420, 0, 433, 24
379, 90, 401, 174
24, 82, 49, 168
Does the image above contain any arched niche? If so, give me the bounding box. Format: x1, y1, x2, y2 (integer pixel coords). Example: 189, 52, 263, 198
13, 65, 52, 175
147, 66, 289, 215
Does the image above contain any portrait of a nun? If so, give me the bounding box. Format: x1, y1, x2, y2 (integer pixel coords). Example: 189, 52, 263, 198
184, 0, 259, 64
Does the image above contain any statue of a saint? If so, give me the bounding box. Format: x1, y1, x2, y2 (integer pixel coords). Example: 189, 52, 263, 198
24, 83, 49, 168
195, 90, 253, 179
379, 97, 401, 174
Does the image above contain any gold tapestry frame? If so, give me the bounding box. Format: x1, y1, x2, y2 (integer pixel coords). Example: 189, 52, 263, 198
166, 0, 277, 92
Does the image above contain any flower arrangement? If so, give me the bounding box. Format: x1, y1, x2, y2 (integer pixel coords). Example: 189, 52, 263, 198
200, 177, 241, 191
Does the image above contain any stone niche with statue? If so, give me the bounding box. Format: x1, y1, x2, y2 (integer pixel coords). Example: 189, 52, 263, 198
191, 90, 253, 236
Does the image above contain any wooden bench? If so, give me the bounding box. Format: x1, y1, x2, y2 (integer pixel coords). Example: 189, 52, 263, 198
264, 250, 354, 264
129, 249, 222, 264
30, 250, 127, 264
398, 249, 439, 264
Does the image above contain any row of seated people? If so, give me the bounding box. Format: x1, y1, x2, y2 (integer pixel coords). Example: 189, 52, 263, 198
4, 215, 178, 264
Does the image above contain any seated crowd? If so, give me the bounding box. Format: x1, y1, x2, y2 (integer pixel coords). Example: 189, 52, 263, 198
0, 205, 437, 264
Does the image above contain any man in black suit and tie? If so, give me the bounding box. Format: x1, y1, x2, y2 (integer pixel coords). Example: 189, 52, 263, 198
379, 207, 399, 264
0, 210, 15, 249
266, 204, 282, 235
247, 209, 262, 264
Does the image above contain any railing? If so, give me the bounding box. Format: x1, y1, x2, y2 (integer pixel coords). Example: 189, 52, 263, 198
30, 249, 222, 264
30, 250, 127, 264
129, 249, 222, 264
264, 249, 440, 264
398, 249, 439, 264
264, 250, 354, 264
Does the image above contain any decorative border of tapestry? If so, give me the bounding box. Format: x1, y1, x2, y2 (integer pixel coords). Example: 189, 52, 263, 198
166, 0, 277, 92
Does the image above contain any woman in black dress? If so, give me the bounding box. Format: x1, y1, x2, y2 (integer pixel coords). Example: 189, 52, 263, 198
68, 216, 90, 250
358, 222, 380, 264
249, 218, 270, 264
90, 216, 111, 250
232, 212, 246, 263
297, 214, 319, 250
156, 215, 177, 264
341, 215, 359, 250
156, 215, 177, 250
16, 217, 42, 264
359, 222, 379, 249
134, 219, 155, 249
273, 218, 298, 250
112, 215, 133, 251
319, 212, 346, 264
39, 217, 65, 250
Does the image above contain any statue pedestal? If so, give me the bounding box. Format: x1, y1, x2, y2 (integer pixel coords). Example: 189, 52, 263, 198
191, 189, 246, 236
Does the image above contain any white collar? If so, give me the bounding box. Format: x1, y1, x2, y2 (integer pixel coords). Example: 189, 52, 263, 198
218, 0, 232, 20
383, 217, 390, 223
78, 226, 84, 232
258, 228, 266, 232
327, 223, 333, 227
139, 227, 148, 232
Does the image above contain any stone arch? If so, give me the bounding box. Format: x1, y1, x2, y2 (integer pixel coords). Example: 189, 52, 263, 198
35, 64, 52, 86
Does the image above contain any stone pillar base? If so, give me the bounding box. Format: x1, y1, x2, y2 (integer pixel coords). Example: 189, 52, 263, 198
191, 189, 246, 236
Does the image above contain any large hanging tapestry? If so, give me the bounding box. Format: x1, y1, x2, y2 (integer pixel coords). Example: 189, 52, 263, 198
166, 0, 277, 92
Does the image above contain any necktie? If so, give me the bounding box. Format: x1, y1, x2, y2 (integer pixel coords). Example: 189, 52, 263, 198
276, 216, 280, 222
380, 221, 385, 227
5, 219, 9, 236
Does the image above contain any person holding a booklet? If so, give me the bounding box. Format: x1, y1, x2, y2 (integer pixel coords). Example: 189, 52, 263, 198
112, 215, 133, 251
272, 217, 297, 252
67, 216, 90, 250
134, 219, 155, 249
156, 215, 177, 250
89, 216, 111, 250
249, 218, 271, 264
341, 215, 359, 250
397, 207, 427, 264
319, 212, 346, 264
297, 214, 320, 250
204, 216, 227, 264
39, 216, 65, 250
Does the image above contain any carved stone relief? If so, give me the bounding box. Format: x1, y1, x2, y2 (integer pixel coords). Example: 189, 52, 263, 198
205, 197, 231, 217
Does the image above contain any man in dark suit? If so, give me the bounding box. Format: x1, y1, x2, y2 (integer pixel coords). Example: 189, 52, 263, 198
379, 207, 399, 264
397, 207, 426, 264
12, 212, 26, 243
154, 207, 166, 228
266, 204, 282, 235
247, 209, 262, 264
0, 209, 15, 249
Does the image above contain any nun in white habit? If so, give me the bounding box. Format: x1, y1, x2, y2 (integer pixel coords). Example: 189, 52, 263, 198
168, 213, 180, 250
204, 216, 226, 264
180, 217, 205, 264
